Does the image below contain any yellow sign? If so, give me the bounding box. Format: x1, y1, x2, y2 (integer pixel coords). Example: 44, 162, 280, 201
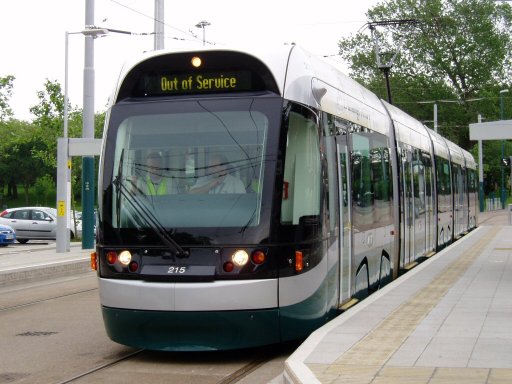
57, 201, 65, 217
145, 71, 252, 95
161, 74, 239, 92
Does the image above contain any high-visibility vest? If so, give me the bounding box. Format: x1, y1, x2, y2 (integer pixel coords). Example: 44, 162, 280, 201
146, 176, 168, 195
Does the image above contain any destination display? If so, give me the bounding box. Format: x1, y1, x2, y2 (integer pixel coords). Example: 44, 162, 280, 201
144, 71, 253, 95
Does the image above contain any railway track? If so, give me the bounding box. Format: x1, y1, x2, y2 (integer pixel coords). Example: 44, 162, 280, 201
0, 271, 292, 384
0, 286, 97, 312
54, 348, 280, 384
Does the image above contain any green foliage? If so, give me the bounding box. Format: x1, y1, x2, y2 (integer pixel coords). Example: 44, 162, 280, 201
338, 0, 512, 191
30, 79, 65, 126
29, 79, 65, 169
338, 0, 512, 150
0, 75, 15, 121
33, 174, 55, 206
0, 121, 50, 205
0, 76, 106, 208
470, 141, 512, 195
0, 184, 58, 210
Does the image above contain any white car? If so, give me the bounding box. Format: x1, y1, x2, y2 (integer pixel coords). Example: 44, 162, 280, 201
0, 207, 81, 243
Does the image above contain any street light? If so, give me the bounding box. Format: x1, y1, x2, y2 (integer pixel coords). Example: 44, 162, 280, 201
57, 27, 109, 253
64, 28, 109, 138
500, 89, 509, 209
61, 25, 149, 252
195, 20, 210, 46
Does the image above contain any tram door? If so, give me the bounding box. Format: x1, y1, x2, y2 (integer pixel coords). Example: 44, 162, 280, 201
413, 150, 427, 259
424, 154, 436, 254
453, 165, 464, 237
336, 134, 352, 304
400, 148, 414, 267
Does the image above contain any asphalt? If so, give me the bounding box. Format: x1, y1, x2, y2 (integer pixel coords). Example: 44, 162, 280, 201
283, 209, 512, 384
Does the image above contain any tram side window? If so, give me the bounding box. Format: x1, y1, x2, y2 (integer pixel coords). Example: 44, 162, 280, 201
351, 131, 375, 231
351, 128, 393, 228
436, 156, 452, 213
436, 157, 452, 196
468, 169, 478, 193
453, 164, 463, 205
370, 133, 392, 226
423, 153, 433, 200
371, 147, 392, 203
352, 133, 373, 208
413, 150, 426, 215
281, 111, 321, 225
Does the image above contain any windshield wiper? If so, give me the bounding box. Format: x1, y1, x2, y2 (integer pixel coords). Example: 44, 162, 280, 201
113, 154, 188, 258
115, 149, 124, 227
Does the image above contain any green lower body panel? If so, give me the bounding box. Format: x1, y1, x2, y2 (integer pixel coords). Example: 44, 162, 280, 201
279, 269, 339, 342
102, 306, 281, 351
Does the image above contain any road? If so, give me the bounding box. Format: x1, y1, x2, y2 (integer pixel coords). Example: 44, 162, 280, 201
0, 245, 291, 384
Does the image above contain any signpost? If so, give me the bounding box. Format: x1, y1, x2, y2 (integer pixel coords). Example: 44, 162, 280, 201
469, 119, 512, 212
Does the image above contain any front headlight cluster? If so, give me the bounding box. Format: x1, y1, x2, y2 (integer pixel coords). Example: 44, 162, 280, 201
222, 249, 266, 273
105, 250, 139, 272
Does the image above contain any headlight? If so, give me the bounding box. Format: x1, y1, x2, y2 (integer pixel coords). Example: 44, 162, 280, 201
232, 250, 249, 266
118, 250, 132, 266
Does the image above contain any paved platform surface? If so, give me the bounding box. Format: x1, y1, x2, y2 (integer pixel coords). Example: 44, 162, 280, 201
284, 210, 512, 384
0, 242, 92, 286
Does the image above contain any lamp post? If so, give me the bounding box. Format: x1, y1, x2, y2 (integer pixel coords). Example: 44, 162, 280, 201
64, 28, 109, 138
500, 89, 509, 209
56, 26, 109, 253
195, 20, 210, 46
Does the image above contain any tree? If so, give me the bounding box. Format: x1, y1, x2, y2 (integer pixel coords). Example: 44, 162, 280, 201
30, 79, 66, 169
338, 0, 512, 149
34, 174, 55, 206
0, 77, 107, 208
30, 79, 65, 126
0, 75, 14, 121
0, 119, 49, 204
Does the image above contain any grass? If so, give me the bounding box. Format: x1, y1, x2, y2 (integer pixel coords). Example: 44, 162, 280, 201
0, 186, 82, 212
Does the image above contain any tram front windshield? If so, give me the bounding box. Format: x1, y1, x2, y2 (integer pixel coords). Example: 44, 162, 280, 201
102, 97, 280, 245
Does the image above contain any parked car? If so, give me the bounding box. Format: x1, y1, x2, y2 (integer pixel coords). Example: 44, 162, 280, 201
0, 207, 81, 243
0, 223, 16, 246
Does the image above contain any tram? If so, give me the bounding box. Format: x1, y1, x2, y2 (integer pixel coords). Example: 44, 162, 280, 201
93, 44, 478, 351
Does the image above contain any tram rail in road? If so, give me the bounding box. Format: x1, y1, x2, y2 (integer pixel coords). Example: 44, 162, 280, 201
0, 245, 291, 383
0, 272, 291, 383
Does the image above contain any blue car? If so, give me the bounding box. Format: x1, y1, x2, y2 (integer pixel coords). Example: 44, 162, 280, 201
0, 223, 16, 246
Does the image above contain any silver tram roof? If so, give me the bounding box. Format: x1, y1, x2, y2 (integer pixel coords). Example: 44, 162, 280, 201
108, 44, 475, 167
107, 44, 391, 135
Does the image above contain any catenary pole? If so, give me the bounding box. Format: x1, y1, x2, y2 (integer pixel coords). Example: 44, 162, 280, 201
82, 0, 96, 249
478, 114, 484, 212
154, 0, 164, 50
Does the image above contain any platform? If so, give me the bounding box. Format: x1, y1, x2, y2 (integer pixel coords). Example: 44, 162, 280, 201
284, 210, 512, 384
0, 242, 91, 286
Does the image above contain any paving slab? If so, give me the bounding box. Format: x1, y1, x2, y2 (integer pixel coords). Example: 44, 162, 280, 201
284, 210, 512, 384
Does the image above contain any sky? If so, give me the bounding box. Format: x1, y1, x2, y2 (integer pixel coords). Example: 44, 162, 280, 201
1, 0, 380, 121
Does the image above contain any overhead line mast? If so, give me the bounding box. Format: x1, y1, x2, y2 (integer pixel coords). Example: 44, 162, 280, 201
154, 0, 164, 50
366, 19, 419, 104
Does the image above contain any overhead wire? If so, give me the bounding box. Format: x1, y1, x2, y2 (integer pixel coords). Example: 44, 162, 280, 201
108, 0, 203, 44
